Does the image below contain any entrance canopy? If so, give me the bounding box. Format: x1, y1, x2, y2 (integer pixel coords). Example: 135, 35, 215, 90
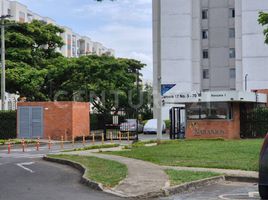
163, 91, 267, 104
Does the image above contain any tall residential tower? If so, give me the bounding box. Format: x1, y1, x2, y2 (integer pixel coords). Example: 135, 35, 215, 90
153, 0, 268, 118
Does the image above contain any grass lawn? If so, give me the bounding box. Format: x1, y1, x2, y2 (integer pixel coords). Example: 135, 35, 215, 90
106, 139, 263, 171
165, 169, 221, 186
62, 144, 120, 152
48, 155, 127, 188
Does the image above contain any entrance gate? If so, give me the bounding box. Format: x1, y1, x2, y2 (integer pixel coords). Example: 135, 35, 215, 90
169, 107, 186, 139
18, 106, 44, 139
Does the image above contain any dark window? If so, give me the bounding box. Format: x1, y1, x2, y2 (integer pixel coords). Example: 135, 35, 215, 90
229, 48, 236, 58
203, 69, 209, 79
202, 30, 208, 39
229, 28, 235, 38
230, 68, 236, 78
186, 102, 233, 120
202, 9, 208, 19
229, 8, 235, 18
203, 49, 209, 59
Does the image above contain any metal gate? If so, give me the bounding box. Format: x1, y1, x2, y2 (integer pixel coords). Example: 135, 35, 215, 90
18, 106, 44, 139
240, 104, 268, 138
170, 107, 186, 139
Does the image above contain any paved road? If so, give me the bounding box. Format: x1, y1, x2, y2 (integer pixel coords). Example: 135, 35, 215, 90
0, 143, 122, 200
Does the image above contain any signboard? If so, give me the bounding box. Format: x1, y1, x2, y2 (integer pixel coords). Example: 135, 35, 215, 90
162, 91, 267, 104
161, 84, 176, 96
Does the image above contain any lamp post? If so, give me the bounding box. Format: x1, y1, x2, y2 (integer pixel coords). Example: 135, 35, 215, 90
1, 1, 11, 110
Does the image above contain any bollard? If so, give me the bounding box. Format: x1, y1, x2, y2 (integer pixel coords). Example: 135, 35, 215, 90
92, 133, 95, 145
127, 132, 130, 142
101, 133, 104, 145
21, 139, 25, 152
48, 136, 51, 150
119, 132, 122, 143
36, 138, 40, 151
82, 135, 85, 146
61, 135, 64, 149
7, 139, 11, 154
72, 137, 75, 147
110, 132, 113, 144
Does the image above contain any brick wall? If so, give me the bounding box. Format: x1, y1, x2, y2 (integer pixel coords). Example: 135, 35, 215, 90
186, 103, 240, 140
17, 102, 90, 140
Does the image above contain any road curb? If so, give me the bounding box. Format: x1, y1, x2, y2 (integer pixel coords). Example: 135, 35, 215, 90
43, 156, 104, 191
163, 176, 225, 196
225, 175, 258, 183
43, 156, 230, 199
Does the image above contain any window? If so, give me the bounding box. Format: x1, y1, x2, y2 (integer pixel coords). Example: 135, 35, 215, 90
229, 48, 236, 58
229, 28, 235, 38
203, 49, 209, 59
7, 9, 11, 15
203, 69, 209, 79
186, 102, 232, 120
202, 9, 208, 19
229, 8, 235, 18
202, 29, 208, 39
230, 68, 236, 78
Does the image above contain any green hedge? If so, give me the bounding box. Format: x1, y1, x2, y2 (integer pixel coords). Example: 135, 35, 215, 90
0, 111, 17, 139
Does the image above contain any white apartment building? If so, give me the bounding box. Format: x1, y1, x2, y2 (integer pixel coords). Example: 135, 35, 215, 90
0, 0, 115, 58
153, 0, 268, 119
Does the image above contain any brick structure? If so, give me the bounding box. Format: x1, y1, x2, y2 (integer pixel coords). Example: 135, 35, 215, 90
186, 103, 240, 140
17, 102, 90, 140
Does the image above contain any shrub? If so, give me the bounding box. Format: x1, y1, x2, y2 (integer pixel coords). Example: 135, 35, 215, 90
0, 111, 17, 139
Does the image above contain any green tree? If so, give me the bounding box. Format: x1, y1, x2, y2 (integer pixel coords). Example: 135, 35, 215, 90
259, 12, 268, 44
3, 20, 64, 100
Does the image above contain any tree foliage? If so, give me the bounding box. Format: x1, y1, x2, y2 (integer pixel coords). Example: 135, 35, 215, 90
3, 19, 147, 117
259, 12, 268, 44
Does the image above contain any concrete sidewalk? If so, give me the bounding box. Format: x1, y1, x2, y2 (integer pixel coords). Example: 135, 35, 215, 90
161, 166, 258, 179
64, 150, 170, 198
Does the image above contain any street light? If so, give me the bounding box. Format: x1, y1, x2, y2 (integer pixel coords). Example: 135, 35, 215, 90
0, 1, 11, 110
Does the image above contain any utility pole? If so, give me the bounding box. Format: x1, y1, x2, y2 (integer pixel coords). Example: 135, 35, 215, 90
1, 1, 11, 110
156, 0, 162, 141
135, 68, 139, 142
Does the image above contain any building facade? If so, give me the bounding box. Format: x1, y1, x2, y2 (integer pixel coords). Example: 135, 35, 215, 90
0, 0, 115, 58
153, 0, 268, 119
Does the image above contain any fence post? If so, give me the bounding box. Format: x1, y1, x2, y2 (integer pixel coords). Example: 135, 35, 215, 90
83, 135, 85, 146
119, 131, 122, 143
48, 136, 51, 150
127, 132, 130, 142
61, 135, 64, 149
92, 133, 95, 145
101, 133, 104, 145
110, 132, 113, 144
8, 139, 11, 154
21, 138, 25, 152
36, 138, 40, 151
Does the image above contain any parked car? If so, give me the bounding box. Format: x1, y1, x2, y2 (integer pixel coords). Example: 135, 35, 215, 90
120, 119, 143, 132
259, 133, 268, 199
143, 119, 166, 134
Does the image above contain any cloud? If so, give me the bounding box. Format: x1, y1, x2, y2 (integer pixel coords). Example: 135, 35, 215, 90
16, 0, 153, 82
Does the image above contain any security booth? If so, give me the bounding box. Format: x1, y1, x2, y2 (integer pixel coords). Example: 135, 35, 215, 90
17, 102, 90, 140
163, 91, 268, 140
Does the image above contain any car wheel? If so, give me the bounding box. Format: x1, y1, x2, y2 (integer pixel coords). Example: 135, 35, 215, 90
259, 185, 268, 199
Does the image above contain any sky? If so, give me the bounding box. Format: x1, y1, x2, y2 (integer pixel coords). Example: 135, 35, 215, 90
17, 0, 153, 83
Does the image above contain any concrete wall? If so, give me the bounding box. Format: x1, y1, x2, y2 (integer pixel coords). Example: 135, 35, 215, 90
240, 0, 268, 91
